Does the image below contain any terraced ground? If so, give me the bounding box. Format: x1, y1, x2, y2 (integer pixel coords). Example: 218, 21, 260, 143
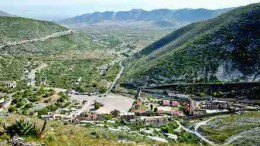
199, 111, 260, 145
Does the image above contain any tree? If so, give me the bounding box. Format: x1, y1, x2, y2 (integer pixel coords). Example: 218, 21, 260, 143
150, 104, 154, 111
161, 125, 170, 133
110, 110, 120, 117
23, 88, 33, 97
8, 106, 17, 113
37, 108, 48, 115
103, 114, 113, 120
36, 87, 45, 96
94, 102, 103, 110
3, 119, 47, 138
154, 107, 158, 113
16, 101, 26, 108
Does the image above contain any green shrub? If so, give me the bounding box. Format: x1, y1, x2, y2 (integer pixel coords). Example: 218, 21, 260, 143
0, 133, 10, 141
8, 106, 17, 113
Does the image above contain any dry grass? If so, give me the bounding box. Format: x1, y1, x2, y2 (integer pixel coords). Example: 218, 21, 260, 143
0, 114, 127, 146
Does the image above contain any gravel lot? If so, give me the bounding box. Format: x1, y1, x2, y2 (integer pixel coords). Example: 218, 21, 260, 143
70, 93, 134, 114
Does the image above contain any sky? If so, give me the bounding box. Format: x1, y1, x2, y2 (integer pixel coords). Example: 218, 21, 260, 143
1, 0, 259, 20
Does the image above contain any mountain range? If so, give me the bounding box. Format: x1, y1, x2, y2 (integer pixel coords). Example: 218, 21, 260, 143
0, 10, 12, 17
121, 3, 260, 86
61, 8, 232, 29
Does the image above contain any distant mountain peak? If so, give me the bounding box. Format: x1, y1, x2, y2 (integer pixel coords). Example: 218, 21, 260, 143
60, 8, 232, 29
129, 9, 145, 12
0, 10, 13, 17
121, 3, 260, 85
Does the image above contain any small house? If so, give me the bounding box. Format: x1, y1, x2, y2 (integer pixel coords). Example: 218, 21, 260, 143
162, 100, 171, 106
171, 101, 180, 107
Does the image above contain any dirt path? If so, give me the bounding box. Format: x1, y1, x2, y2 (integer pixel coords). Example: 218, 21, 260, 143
28, 63, 48, 87
175, 115, 228, 146
175, 120, 216, 146
0, 30, 73, 49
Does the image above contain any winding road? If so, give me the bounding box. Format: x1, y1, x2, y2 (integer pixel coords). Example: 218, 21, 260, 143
108, 61, 125, 92
0, 30, 73, 50
175, 120, 217, 146
28, 63, 48, 87
175, 116, 227, 146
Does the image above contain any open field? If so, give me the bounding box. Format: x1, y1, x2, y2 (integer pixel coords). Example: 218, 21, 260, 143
70, 93, 135, 114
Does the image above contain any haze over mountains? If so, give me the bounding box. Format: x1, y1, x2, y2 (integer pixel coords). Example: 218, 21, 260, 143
0, 10, 12, 17
61, 8, 232, 29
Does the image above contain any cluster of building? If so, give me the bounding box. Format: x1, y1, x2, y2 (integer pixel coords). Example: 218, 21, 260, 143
38, 88, 258, 128
40, 99, 88, 122
185, 99, 229, 116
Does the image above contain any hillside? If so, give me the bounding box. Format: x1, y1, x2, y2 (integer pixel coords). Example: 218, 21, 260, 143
121, 3, 260, 86
0, 17, 116, 93
0, 10, 12, 17
61, 8, 231, 29
0, 17, 68, 44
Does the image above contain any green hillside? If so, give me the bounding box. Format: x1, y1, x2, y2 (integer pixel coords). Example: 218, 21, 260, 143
4, 32, 103, 57
0, 17, 68, 44
0, 17, 114, 92
121, 3, 260, 86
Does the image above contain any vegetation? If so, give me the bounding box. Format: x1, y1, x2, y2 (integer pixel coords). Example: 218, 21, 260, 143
94, 102, 104, 110
110, 110, 120, 117
122, 3, 260, 85
9, 87, 58, 115
0, 115, 122, 146
105, 63, 121, 82
0, 17, 67, 44
2, 119, 47, 138
199, 112, 260, 144
36, 59, 109, 93
0, 16, 114, 94
161, 121, 179, 133
0, 56, 29, 81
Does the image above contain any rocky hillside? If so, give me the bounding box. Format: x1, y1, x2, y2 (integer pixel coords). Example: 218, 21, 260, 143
121, 3, 260, 86
61, 8, 231, 29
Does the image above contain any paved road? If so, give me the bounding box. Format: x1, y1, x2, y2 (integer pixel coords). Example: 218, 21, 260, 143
194, 116, 226, 132
28, 63, 48, 87
175, 120, 217, 146
0, 30, 73, 49
108, 61, 125, 91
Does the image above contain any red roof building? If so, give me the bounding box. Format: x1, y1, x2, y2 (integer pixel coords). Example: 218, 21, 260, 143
133, 109, 147, 114
136, 101, 143, 106
171, 101, 180, 107
157, 110, 164, 115
171, 110, 181, 116
162, 100, 171, 106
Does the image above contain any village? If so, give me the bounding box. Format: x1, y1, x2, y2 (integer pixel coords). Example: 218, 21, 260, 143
0, 75, 259, 145
0, 79, 260, 144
